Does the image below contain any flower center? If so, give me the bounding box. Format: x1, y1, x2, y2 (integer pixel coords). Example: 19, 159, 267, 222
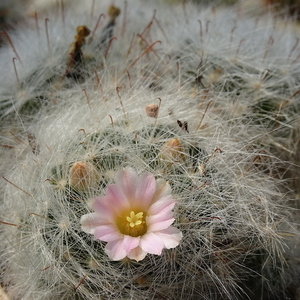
118, 210, 147, 237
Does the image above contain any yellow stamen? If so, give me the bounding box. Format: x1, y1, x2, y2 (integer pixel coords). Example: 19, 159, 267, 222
117, 210, 147, 237
126, 211, 144, 227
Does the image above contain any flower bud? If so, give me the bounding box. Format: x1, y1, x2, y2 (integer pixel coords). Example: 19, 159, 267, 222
108, 5, 121, 20
69, 161, 100, 191
159, 138, 185, 164
145, 104, 159, 118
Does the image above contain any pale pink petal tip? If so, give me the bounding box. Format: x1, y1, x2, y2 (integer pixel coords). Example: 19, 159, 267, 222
155, 227, 183, 249
115, 167, 138, 198
147, 217, 175, 232
148, 195, 176, 215
94, 225, 121, 242
140, 232, 165, 255
80, 212, 102, 235
122, 235, 140, 252
135, 172, 156, 208
127, 247, 147, 262
105, 239, 128, 261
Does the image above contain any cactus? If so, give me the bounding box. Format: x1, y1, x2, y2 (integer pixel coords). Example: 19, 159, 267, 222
1, 89, 293, 299
0, 1, 299, 299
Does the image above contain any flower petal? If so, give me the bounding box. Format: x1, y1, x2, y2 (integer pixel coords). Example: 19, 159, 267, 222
147, 195, 176, 215
127, 247, 147, 261
147, 217, 175, 232
134, 173, 156, 209
154, 227, 182, 249
115, 167, 138, 199
105, 238, 127, 261
105, 184, 130, 213
93, 196, 115, 222
140, 232, 165, 255
94, 225, 122, 242
122, 235, 140, 252
80, 212, 107, 234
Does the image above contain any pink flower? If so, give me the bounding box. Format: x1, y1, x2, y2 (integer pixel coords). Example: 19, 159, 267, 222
80, 167, 182, 261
